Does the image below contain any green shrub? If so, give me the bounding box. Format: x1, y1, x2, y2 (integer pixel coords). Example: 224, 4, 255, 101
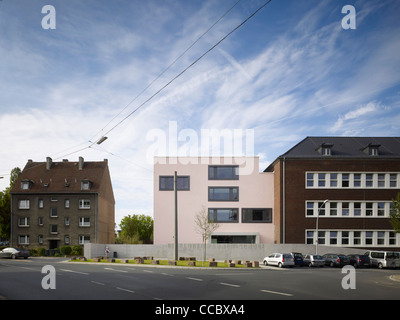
60, 246, 72, 256
70, 245, 83, 256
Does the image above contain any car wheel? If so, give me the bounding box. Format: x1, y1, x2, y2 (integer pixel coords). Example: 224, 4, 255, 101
330, 262, 334, 267
378, 263, 383, 269
308, 262, 312, 267
278, 262, 283, 268
263, 260, 268, 266
11, 254, 16, 259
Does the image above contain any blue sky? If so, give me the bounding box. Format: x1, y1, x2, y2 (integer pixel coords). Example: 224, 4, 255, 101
1, 0, 400, 227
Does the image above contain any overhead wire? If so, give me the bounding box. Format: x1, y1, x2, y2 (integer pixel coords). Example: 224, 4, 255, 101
54, 0, 273, 162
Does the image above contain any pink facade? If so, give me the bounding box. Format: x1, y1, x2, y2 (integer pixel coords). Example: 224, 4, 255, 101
153, 157, 274, 244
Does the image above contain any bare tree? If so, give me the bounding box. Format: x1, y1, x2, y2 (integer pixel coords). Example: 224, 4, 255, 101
194, 206, 219, 265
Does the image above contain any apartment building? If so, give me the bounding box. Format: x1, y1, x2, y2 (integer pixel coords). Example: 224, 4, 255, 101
10, 157, 115, 249
153, 157, 274, 244
265, 137, 400, 250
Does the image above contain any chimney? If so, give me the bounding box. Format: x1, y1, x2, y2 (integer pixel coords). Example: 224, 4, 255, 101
78, 156, 84, 170
46, 157, 52, 170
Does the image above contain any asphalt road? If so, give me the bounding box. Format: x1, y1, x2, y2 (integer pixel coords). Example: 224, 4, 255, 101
1, 257, 399, 301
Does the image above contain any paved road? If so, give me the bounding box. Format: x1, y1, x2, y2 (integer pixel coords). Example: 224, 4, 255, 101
1, 257, 399, 301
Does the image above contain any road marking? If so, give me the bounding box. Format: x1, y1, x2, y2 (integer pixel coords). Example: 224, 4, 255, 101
60, 269, 89, 275
186, 277, 203, 282
116, 287, 135, 294
104, 267, 128, 273
260, 289, 293, 297
143, 270, 154, 273
220, 282, 240, 288
91, 281, 105, 286
161, 273, 174, 276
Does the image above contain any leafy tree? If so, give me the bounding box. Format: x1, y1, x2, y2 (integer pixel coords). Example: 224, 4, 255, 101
119, 214, 153, 244
0, 168, 21, 240
390, 192, 400, 233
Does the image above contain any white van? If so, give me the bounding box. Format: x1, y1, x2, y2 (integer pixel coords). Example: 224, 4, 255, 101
364, 251, 396, 269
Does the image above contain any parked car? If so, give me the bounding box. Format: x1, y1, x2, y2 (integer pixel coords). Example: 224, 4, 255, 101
290, 252, 305, 266
347, 254, 370, 268
303, 254, 324, 267
322, 253, 349, 267
364, 251, 397, 269
0, 247, 30, 259
263, 253, 294, 268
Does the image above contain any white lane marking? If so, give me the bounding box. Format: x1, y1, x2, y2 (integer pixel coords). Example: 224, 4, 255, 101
260, 289, 293, 297
186, 277, 203, 282
161, 273, 174, 276
91, 281, 105, 286
116, 287, 135, 294
104, 267, 128, 273
143, 270, 154, 273
220, 282, 240, 288
60, 269, 89, 275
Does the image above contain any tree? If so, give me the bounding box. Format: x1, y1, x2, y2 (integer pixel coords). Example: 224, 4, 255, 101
194, 206, 219, 265
119, 214, 153, 244
0, 167, 21, 241
390, 192, 400, 233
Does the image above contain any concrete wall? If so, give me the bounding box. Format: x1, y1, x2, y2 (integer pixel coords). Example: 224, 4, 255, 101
84, 243, 366, 261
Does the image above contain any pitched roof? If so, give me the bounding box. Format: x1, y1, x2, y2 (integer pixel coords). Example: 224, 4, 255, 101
265, 136, 400, 171
11, 157, 112, 196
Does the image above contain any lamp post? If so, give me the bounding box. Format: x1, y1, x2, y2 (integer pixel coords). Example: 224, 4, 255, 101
315, 199, 329, 255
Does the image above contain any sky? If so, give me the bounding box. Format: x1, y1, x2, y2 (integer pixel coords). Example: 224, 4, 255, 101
1, 0, 400, 228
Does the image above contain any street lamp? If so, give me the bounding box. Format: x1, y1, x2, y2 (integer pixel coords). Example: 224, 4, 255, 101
315, 199, 329, 255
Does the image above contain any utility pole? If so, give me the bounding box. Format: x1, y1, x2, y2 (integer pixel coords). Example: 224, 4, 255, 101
174, 171, 178, 261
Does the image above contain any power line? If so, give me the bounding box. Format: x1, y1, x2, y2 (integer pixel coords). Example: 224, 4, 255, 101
89, 0, 243, 145
101, 0, 273, 137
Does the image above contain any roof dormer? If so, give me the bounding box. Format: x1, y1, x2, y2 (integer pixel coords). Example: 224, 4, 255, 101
316, 143, 333, 156
362, 143, 380, 156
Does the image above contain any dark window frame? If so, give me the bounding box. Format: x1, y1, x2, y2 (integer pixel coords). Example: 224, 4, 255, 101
159, 175, 190, 191
208, 165, 239, 180
208, 208, 239, 223
242, 208, 272, 223
208, 187, 239, 201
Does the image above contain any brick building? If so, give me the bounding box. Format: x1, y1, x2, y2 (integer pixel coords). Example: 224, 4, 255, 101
10, 157, 115, 249
265, 137, 400, 250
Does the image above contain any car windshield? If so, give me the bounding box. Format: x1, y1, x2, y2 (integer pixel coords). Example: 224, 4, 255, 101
292, 253, 302, 258
314, 255, 323, 259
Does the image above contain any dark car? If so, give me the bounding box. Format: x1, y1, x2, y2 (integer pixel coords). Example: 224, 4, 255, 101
347, 254, 370, 268
0, 247, 30, 259
290, 252, 305, 266
322, 253, 349, 267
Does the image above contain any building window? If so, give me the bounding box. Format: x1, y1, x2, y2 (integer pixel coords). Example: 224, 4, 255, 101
65, 199, 70, 208
38, 199, 44, 208
341, 202, 349, 216
38, 217, 44, 226
21, 180, 31, 190
79, 235, 90, 244
353, 174, 361, 187
366, 174, 373, 187
318, 173, 326, 187
306, 173, 314, 187
306, 231, 314, 244
354, 202, 361, 216
50, 207, 58, 217
211, 235, 256, 244
18, 200, 30, 210
390, 174, 397, 188
378, 174, 385, 188
306, 202, 314, 216
329, 202, 337, 216
342, 173, 349, 187
377, 231, 385, 245
65, 236, 70, 245
65, 217, 70, 226
330, 231, 338, 245
330, 173, 338, 187
159, 176, 190, 191
208, 187, 238, 201
354, 231, 361, 245
81, 180, 91, 190
208, 208, 238, 223
50, 224, 58, 234
79, 217, 90, 227
79, 199, 91, 209
18, 217, 30, 227
38, 235, 43, 245
365, 231, 373, 245
317, 231, 325, 245
18, 235, 29, 245
389, 232, 397, 245
242, 208, 272, 223
341, 231, 349, 245
366, 203, 373, 216
208, 166, 239, 180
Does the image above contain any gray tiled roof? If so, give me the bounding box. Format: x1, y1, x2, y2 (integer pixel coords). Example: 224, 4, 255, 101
282, 136, 400, 158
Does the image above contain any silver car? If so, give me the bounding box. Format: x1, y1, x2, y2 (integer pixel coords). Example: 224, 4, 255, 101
303, 254, 324, 267
263, 253, 294, 268
0, 247, 30, 259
